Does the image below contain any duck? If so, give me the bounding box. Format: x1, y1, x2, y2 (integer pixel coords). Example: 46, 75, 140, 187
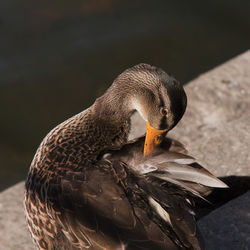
24, 63, 227, 250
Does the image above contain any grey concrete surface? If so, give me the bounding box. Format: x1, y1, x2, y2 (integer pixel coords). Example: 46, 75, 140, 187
1, 50, 250, 249
170, 50, 250, 177
0, 182, 34, 250
198, 191, 250, 250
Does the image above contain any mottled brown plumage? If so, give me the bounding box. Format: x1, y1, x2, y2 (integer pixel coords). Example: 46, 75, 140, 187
24, 64, 227, 250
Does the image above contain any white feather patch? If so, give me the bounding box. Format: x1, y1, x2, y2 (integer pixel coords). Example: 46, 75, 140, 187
148, 196, 172, 226
131, 99, 148, 122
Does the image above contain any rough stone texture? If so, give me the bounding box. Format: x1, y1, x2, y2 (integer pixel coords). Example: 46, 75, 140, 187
1, 50, 250, 249
190, 115, 250, 177
198, 191, 250, 250
170, 50, 250, 177
0, 182, 34, 250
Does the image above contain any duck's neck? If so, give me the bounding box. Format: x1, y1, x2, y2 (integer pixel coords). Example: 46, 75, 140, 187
95, 89, 133, 121
91, 88, 134, 148
32, 83, 138, 170
32, 100, 133, 171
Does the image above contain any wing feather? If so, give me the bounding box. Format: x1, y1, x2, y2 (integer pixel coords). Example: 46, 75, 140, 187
43, 135, 226, 249
46, 166, 137, 249
110, 136, 228, 196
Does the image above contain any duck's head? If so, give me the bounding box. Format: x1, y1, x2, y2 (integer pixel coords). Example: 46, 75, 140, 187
108, 63, 187, 156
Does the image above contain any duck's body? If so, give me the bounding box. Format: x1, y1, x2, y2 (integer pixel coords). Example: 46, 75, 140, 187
25, 64, 226, 249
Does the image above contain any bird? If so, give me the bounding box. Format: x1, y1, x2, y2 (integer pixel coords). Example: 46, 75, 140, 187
24, 63, 227, 250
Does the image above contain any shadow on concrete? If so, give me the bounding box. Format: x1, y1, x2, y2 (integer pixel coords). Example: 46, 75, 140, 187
196, 175, 250, 219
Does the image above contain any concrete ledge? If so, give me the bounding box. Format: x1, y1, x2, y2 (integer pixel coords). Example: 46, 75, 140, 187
170, 50, 250, 177
0, 182, 34, 250
1, 50, 250, 249
199, 191, 250, 250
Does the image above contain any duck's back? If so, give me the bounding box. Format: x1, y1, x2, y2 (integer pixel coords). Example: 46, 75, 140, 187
25, 121, 226, 250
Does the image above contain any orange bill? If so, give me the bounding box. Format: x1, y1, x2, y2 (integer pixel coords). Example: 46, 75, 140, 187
143, 122, 168, 156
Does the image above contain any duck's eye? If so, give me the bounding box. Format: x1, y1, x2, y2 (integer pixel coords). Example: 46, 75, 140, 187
160, 107, 167, 116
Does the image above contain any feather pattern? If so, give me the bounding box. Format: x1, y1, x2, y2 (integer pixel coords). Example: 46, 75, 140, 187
109, 137, 227, 193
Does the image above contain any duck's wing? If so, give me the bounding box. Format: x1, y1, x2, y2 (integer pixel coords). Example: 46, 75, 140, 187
42, 160, 180, 250
112, 136, 227, 198
107, 136, 228, 249
43, 163, 135, 250
39, 136, 226, 250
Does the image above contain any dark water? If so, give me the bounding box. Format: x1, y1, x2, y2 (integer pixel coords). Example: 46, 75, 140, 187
0, 0, 250, 191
